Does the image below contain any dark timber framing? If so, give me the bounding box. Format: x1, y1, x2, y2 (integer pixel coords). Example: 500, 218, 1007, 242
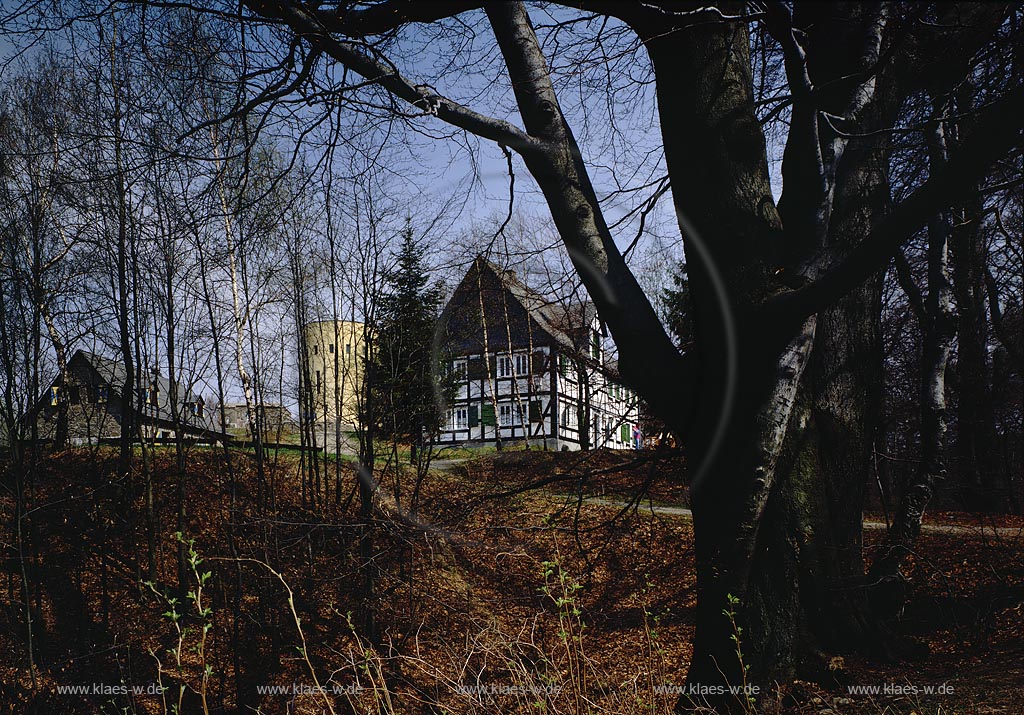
437, 257, 640, 451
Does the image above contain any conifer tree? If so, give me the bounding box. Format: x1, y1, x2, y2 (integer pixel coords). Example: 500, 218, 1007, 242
370, 224, 447, 460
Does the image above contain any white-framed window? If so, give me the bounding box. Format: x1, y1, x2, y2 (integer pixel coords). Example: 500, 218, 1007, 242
451, 359, 468, 382
515, 353, 529, 376
499, 402, 523, 426
560, 404, 576, 428
452, 407, 468, 430
558, 355, 575, 380
498, 355, 513, 378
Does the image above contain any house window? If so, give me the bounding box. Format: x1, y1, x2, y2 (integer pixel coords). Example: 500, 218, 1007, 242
329, 343, 335, 354
497, 356, 513, 378
500, 402, 523, 426
315, 370, 322, 393
515, 353, 529, 376
148, 387, 159, 405
591, 330, 601, 359
313, 344, 319, 355
560, 404, 575, 428
49, 386, 60, 406
97, 386, 108, 404
452, 407, 468, 430
451, 359, 468, 382
346, 343, 351, 356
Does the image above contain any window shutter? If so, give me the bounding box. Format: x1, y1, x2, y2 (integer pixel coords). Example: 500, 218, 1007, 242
481, 403, 496, 426
621, 423, 630, 442
529, 399, 542, 423
468, 404, 479, 427
532, 350, 546, 374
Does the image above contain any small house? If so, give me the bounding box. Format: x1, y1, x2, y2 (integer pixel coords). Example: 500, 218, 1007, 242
36, 350, 224, 444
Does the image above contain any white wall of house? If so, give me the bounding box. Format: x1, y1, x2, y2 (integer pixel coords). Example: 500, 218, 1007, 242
438, 342, 641, 451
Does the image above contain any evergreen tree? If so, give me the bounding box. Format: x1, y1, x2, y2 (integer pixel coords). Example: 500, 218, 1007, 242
370, 225, 448, 458
661, 262, 693, 351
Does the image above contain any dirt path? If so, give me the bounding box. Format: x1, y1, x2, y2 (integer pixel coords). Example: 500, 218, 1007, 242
561, 495, 1024, 538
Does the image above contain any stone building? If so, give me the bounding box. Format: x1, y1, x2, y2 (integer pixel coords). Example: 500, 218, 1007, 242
220, 403, 298, 436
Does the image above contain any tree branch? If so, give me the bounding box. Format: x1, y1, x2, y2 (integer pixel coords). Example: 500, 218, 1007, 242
765, 84, 1024, 326
316, 0, 484, 36
893, 249, 928, 325
483, 1, 692, 428
242, 0, 540, 154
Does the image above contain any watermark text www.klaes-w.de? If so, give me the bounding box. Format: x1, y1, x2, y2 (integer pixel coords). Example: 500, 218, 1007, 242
255, 683, 364, 696
847, 683, 955, 696
456, 684, 563, 696
56, 683, 166, 696
653, 684, 760, 697
56, 682, 365, 698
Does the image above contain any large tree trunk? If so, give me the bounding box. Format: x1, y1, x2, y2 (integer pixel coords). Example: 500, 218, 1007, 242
641, 11, 818, 703
643, 4, 897, 704
768, 41, 902, 662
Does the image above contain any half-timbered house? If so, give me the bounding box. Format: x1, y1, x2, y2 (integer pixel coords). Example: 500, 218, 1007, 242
437, 257, 641, 450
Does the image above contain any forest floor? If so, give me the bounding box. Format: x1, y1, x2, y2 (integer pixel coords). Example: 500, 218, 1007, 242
0, 447, 1021, 715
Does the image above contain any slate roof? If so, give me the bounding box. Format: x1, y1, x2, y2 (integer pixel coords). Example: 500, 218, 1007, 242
445, 257, 598, 354
70, 350, 222, 433
497, 266, 599, 351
